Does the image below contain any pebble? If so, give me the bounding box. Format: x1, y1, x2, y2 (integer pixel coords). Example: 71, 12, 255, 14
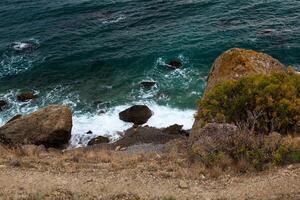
179, 180, 189, 189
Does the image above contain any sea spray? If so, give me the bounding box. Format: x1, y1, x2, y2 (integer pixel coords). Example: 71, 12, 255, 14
71, 102, 195, 147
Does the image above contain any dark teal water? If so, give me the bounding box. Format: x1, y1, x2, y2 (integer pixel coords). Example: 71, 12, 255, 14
0, 0, 300, 134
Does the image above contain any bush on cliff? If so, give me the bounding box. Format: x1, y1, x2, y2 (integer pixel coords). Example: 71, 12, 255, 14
190, 131, 300, 172
196, 72, 300, 134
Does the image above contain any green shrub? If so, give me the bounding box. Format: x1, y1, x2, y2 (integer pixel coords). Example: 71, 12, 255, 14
197, 72, 300, 134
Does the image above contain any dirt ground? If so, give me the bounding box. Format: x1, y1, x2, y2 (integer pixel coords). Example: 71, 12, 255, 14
0, 145, 300, 200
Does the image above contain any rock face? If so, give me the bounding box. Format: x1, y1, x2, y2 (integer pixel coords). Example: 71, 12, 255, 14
0, 105, 72, 147
17, 92, 38, 102
192, 48, 286, 138
87, 136, 110, 146
205, 48, 285, 93
119, 105, 153, 125
0, 100, 8, 111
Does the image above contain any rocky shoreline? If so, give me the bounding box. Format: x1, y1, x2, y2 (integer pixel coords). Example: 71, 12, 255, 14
0, 48, 298, 152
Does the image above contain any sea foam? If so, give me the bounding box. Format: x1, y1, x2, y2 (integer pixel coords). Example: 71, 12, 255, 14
71, 102, 195, 147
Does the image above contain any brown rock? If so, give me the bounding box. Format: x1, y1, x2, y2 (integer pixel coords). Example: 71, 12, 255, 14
119, 105, 153, 125
87, 136, 110, 146
0, 105, 72, 147
0, 100, 8, 111
205, 48, 285, 94
17, 92, 38, 102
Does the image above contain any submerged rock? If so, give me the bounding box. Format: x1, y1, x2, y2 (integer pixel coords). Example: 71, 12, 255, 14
17, 92, 38, 102
0, 100, 8, 111
140, 81, 156, 89
0, 105, 72, 147
167, 60, 182, 69
87, 136, 110, 146
119, 105, 153, 125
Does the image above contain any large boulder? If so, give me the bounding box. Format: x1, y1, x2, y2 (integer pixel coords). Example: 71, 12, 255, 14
119, 105, 153, 125
0, 105, 72, 147
192, 48, 286, 138
205, 48, 285, 93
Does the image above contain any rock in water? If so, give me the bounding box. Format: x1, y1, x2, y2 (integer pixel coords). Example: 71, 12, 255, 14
205, 48, 285, 93
167, 60, 182, 69
140, 81, 156, 89
0, 105, 72, 147
0, 100, 8, 111
17, 92, 38, 102
87, 136, 110, 146
119, 105, 153, 125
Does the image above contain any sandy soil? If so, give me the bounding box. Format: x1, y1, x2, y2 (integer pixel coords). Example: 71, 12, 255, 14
0, 162, 299, 200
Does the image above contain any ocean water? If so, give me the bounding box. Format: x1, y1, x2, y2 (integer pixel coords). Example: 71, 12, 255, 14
0, 0, 299, 146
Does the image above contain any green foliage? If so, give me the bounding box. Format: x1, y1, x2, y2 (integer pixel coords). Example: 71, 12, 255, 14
197, 72, 300, 134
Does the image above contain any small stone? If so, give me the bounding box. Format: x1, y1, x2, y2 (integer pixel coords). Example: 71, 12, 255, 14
16, 92, 38, 102
179, 180, 189, 189
120, 147, 127, 151
200, 174, 206, 180
86, 130, 93, 134
115, 146, 121, 151
287, 165, 294, 170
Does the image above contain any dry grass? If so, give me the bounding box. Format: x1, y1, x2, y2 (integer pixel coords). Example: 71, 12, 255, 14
0, 133, 299, 180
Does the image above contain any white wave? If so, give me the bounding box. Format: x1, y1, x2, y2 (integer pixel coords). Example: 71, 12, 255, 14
102, 16, 126, 25
70, 102, 195, 147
